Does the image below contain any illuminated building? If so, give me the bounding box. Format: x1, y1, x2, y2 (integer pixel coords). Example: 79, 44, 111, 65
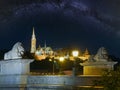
30, 28, 90, 61
30, 28, 54, 60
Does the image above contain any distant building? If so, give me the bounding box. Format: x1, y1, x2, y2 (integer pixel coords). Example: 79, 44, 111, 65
30, 27, 90, 61
30, 28, 54, 60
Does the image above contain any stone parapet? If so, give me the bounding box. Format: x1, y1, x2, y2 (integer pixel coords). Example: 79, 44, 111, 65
0, 75, 102, 90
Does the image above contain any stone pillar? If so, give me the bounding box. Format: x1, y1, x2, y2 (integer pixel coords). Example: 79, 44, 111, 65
0, 59, 33, 75
0, 59, 33, 90
72, 67, 76, 76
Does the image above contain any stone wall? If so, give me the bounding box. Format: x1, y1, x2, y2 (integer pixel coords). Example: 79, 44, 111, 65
28, 75, 101, 86
0, 75, 102, 90
28, 75, 102, 90
0, 75, 28, 85
28, 75, 74, 85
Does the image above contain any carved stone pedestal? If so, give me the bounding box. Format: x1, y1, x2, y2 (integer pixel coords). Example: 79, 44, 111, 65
0, 59, 33, 75
81, 61, 117, 75
0, 59, 33, 87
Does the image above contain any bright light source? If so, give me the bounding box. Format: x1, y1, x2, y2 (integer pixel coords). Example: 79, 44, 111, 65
72, 50, 79, 57
59, 57, 64, 62
49, 59, 52, 61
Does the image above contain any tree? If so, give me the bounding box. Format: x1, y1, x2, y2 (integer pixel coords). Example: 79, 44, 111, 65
93, 66, 120, 90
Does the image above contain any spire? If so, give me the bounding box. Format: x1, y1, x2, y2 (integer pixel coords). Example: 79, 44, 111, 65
32, 27, 35, 39
84, 48, 89, 55
37, 45, 41, 50
30, 27, 36, 53
44, 40, 47, 49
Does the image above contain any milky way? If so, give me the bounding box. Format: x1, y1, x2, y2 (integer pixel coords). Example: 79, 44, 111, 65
0, 0, 120, 57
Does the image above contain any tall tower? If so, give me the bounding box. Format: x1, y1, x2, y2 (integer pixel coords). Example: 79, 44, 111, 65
30, 27, 36, 53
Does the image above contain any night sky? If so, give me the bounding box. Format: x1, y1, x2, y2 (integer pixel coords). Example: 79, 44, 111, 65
0, 0, 120, 57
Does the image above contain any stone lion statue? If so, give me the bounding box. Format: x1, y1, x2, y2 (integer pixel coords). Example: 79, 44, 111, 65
94, 47, 108, 62
4, 42, 25, 60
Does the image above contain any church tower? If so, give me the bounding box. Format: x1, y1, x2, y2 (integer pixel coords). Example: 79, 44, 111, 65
83, 48, 90, 60
30, 27, 36, 53
84, 48, 89, 55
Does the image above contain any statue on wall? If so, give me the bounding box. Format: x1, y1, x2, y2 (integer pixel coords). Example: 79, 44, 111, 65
94, 47, 108, 62
4, 42, 25, 60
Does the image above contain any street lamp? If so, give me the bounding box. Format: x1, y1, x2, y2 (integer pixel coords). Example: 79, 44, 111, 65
59, 57, 64, 74
72, 51, 79, 57
72, 50, 79, 76
59, 57, 64, 62
49, 58, 55, 75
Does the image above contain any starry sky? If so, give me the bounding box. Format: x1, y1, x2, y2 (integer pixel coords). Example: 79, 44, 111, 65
0, 0, 120, 57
